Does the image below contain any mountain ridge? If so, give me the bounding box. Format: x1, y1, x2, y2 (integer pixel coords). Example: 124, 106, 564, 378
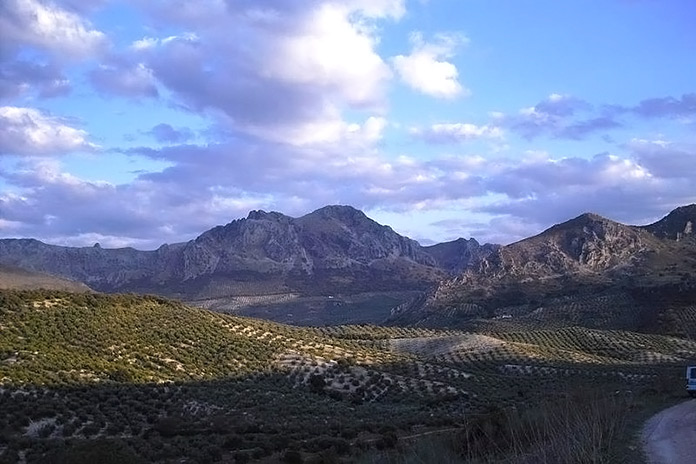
1, 204, 695, 328
0, 205, 487, 298
395, 205, 696, 328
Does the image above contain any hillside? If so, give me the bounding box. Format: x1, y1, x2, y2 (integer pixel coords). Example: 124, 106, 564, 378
0, 206, 448, 300
642, 204, 696, 240
423, 237, 499, 273
467, 212, 674, 279
2, 203, 696, 329
0, 290, 692, 463
0, 264, 90, 292
397, 206, 696, 330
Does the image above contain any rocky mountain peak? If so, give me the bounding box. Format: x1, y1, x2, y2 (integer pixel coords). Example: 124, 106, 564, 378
457, 237, 480, 246
246, 210, 288, 221
471, 211, 653, 279
304, 205, 371, 224
643, 204, 696, 240
550, 212, 611, 231
424, 237, 497, 273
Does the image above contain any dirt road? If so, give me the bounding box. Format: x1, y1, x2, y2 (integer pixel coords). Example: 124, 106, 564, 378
642, 400, 696, 464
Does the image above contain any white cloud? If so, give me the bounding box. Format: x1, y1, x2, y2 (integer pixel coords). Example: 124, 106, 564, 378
627, 138, 696, 178
411, 123, 503, 142
2, 133, 694, 247
90, 62, 158, 98
0, 0, 106, 58
0, 106, 97, 156
119, 1, 402, 147
360, 116, 388, 142
259, 3, 393, 108
130, 33, 199, 51
347, 0, 406, 19
131, 37, 159, 51
391, 32, 469, 98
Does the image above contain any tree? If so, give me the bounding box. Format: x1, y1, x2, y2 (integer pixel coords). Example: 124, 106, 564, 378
308, 374, 326, 394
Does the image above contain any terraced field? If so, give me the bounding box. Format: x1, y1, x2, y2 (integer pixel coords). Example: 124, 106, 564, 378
0, 290, 690, 463
659, 304, 696, 340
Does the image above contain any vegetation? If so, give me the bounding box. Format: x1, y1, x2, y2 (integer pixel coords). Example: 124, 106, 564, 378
0, 289, 689, 462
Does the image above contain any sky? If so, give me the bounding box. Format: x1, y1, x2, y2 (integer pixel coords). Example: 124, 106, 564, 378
1, 0, 695, 249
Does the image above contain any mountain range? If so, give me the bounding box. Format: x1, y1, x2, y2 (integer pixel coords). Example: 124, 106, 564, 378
1, 203, 695, 328
0, 205, 494, 297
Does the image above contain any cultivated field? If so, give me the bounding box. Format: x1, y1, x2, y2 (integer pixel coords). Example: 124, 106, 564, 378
0, 290, 689, 463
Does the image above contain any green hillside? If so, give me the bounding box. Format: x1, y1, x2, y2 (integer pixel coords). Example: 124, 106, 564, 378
0, 290, 690, 463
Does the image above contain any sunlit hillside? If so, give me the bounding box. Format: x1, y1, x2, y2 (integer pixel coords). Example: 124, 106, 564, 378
0, 290, 690, 463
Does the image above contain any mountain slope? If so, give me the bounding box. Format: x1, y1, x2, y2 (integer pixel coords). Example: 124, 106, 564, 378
0, 206, 448, 299
472, 213, 661, 279
0, 264, 91, 292
396, 206, 696, 330
423, 237, 499, 273
642, 204, 696, 240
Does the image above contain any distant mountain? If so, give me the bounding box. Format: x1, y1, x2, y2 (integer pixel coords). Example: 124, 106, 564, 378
471, 212, 662, 279
423, 238, 499, 274
0, 238, 167, 291
4, 203, 696, 329
642, 204, 696, 240
393, 206, 696, 329
0, 205, 449, 299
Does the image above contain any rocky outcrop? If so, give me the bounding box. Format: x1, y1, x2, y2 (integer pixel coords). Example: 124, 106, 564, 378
643, 204, 696, 241
416, 207, 696, 328
470, 213, 656, 279
296, 206, 435, 269
0, 206, 448, 297
423, 238, 499, 273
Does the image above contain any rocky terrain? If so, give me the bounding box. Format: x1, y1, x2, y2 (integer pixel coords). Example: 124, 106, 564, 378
0, 206, 490, 302
423, 237, 499, 274
642, 204, 696, 240
1, 203, 695, 328
393, 205, 696, 328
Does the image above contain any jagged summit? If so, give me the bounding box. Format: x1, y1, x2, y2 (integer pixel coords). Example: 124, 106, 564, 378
571, 212, 609, 222
307, 204, 364, 216
643, 204, 696, 240
301, 205, 378, 229
546, 212, 614, 232
246, 210, 289, 221
424, 237, 497, 274
2, 203, 696, 304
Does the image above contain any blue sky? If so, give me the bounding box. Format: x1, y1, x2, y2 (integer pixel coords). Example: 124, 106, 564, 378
1, 0, 695, 248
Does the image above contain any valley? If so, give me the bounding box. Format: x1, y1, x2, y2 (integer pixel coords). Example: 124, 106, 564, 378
1, 204, 696, 462
0, 290, 692, 463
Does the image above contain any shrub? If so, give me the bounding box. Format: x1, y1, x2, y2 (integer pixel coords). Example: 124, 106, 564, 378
42, 439, 146, 464
309, 374, 326, 394
283, 449, 303, 464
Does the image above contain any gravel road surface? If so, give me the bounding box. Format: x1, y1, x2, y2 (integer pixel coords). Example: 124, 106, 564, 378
642, 400, 696, 464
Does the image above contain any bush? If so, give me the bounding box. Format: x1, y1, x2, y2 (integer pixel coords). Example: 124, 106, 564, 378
42, 439, 146, 464
309, 374, 326, 394
375, 431, 398, 450
283, 449, 303, 464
